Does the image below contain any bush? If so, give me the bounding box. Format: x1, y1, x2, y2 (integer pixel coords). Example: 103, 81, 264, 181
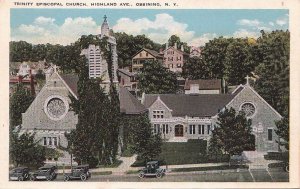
87, 156, 99, 168
264, 151, 289, 161
97, 160, 123, 168
131, 140, 229, 166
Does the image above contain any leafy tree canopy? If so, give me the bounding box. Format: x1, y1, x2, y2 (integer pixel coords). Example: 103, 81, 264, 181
138, 60, 178, 94
9, 84, 34, 128
275, 117, 289, 150
182, 57, 210, 79
253, 30, 289, 117
210, 107, 255, 157
10, 128, 46, 168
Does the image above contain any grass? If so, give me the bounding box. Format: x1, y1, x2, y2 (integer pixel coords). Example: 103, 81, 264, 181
131, 139, 229, 167
125, 170, 140, 174
264, 151, 289, 161
96, 160, 123, 168
92, 171, 112, 175
171, 165, 249, 172
268, 161, 286, 168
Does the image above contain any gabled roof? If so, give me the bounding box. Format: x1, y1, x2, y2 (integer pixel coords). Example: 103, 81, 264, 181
57, 74, 146, 115
119, 87, 147, 114
59, 74, 79, 98
118, 69, 136, 77
143, 94, 236, 117
160, 46, 190, 56
184, 79, 222, 90
132, 48, 163, 59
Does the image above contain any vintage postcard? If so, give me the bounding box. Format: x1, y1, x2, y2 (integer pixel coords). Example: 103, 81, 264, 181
0, 0, 299, 188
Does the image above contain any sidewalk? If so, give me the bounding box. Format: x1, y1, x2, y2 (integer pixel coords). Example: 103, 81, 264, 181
57, 155, 241, 175
243, 151, 280, 169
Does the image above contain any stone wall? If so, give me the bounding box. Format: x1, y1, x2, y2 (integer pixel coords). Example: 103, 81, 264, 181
227, 85, 282, 152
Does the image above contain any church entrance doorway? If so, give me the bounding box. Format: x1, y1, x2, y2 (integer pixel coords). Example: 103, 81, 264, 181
175, 125, 184, 137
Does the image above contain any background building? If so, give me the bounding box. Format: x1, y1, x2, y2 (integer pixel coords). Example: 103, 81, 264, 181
160, 43, 189, 73
131, 48, 163, 72
81, 15, 118, 90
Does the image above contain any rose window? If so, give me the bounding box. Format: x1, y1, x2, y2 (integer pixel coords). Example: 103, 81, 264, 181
46, 98, 66, 119
241, 103, 256, 117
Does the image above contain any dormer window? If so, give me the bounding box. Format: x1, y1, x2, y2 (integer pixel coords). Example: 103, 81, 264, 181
153, 110, 164, 119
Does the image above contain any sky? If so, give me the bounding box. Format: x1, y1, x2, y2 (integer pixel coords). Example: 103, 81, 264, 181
11, 9, 289, 46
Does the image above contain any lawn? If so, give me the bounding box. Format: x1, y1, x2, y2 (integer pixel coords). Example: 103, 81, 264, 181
159, 139, 229, 165
132, 139, 229, 166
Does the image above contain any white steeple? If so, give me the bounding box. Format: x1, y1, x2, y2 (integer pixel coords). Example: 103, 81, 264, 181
101, 15, 110, 36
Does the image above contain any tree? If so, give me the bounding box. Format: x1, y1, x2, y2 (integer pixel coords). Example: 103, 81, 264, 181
65, 35, 121, 167
114, 33, 162, 68
10, 41, 33, 62
275, 117, 289, 150
210, 107, 255, 159
201, 37, 233, 79
253, 30, 289, 117
182, 57, 210, 79
138, 60, 178, 94
129, 114, 162, 162
10, 128, 46, 168
224, 38, 257, 85
9, 84, 34, 128
163, 35, 190, 53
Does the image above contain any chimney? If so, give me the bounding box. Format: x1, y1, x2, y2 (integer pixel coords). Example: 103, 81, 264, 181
165, 43, 168, 50
181, 45, 184, 51
174, 43, 177, 49
29, 69, 35, 96
159, 48, 163, 53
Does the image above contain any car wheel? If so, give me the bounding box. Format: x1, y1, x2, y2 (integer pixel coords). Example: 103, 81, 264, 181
64, 175, 70, 181
23, 173, 29, 180
30, 176, 35, 181
46, 176, 52, 181
156, 172, 162, 178
18, 176, 24, 181
138, 172, 145, 178
285, 165, 289, 173
80, 174, 87, 181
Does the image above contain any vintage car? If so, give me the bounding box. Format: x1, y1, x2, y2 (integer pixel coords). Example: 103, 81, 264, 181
30, 165, 57, 181
284, 162, 289, 172
64, 164, 91, 181
9, 167, 30, 181
138, 161, 166, 178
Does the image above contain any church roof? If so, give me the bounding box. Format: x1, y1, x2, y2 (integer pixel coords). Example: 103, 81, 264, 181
60, 74, 79, 97
59, 74, 146, 115
143, 93, 237, 117
184, 79, 222, 90
119, 87, 147, 114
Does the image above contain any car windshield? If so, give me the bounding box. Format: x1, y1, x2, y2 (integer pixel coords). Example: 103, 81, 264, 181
38, 169, 49, 172
73, 168, 82, 172
10, 168, 23, 173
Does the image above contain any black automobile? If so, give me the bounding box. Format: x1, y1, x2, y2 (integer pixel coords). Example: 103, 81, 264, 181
138, 161, 166, 178
64, 164, 91, 181
284, 161, 289, 172
30, 165, 57, 181
9, 167, 30, 181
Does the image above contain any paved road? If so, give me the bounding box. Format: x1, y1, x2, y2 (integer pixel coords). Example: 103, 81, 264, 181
48, 168, 288, 182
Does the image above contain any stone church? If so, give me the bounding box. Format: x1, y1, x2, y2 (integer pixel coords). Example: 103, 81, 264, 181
142, 79, 282, 152
20, 16, 143, 164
